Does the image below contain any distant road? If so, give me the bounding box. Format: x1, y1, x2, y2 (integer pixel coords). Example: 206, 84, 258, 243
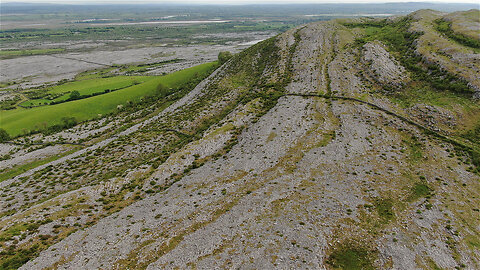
49, 55, 111, 67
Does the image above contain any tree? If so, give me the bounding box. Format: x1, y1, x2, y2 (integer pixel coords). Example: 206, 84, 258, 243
218, 51, 233, 65
69, 90, 80, 100
156, 83, 170, 98
0, 128, 10, 142
61, 117, 77, 128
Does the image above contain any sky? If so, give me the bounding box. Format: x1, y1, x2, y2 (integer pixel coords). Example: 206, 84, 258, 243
2, 0, 480, 4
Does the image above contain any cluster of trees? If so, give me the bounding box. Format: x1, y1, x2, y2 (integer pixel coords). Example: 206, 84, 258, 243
0, 96, 20, 110
24, 88, 49, 100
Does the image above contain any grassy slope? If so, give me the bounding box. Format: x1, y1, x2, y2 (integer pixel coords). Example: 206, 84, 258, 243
20, 76, 154, 107
342, 17, 480, 171
1, 62, 216, 137
347, 18, 480, 129
46, 76, 153, 94
447, 9, 480, 41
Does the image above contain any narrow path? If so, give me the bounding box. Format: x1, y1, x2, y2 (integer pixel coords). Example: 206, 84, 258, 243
49, 55, 111, 67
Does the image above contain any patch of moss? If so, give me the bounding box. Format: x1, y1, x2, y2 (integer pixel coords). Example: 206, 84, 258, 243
374, 199, 395, 223
426, 257, 443, 270
465, 235, 480, 251
318, 130, 336, 147
401, 134, 423, 163
408, 182, 433, 201
326, 245, 375, 270
266, 131, 277, 142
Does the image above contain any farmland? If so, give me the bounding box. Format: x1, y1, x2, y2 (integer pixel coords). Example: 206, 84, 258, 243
1, 62, 217, 137
0, 48, 65, 59
20, 75, 155, 107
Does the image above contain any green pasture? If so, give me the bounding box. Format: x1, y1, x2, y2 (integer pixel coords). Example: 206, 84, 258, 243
20, 99, 51, 107
46, 76, 152, 94
19, 76, 153, 107
0, 48, 65, 58
1, 62, 216, 137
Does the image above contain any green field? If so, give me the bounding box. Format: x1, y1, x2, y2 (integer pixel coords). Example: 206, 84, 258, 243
20, 76, 155, 107
1, 62, 216, 137
0, 48, 65, 59
46, 76, 153, 94
20, 99, 51, 107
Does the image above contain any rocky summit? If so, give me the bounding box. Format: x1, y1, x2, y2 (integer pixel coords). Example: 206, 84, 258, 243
1, 9, 479, 270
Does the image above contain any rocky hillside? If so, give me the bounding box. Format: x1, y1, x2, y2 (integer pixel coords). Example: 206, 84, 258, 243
1, 9, 479, 269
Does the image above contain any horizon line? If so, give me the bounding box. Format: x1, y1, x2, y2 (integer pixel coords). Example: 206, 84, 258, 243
2, 1, 480, 5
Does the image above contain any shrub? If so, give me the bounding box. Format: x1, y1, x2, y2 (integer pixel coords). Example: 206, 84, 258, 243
155, 83, 170, 98
0, 128, 10, 142
69, 90, 80, 100
375, 199, 395, 223
218, 51, 233, 65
